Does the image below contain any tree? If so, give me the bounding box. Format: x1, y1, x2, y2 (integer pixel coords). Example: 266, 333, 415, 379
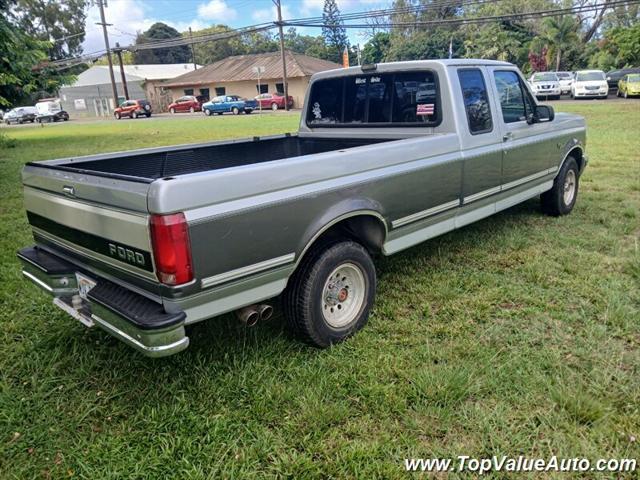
598, 23, 640, 68
542, 16, 578, 71
284, 27, 329, 59
14, 0, 86, 60
322, 0, 349, 63
361, 32, 391, 64
0, 0, 72, 106
134, 23, 191, 64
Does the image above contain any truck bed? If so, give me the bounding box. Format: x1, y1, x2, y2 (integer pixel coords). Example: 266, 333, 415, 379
29, 135, 392, 182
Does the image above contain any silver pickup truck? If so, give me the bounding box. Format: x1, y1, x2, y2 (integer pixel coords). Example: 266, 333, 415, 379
18, 59, 587, 357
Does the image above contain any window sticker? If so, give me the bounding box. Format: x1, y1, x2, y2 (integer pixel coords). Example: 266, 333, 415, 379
312, 102, 322, 119
417, 103, 435, 116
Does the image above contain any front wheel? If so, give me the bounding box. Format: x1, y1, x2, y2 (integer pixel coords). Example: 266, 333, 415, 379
132, 111, 138, 119
541, 157, 579, 216
169, 107, 175, 114
271, 102, 278, 111
231, 107, 240, 115
283, 240, 376, 348
189, 107, 194, 113
114, 112, 121, 120
204, 108, 212, 116
624, 90, 628, 99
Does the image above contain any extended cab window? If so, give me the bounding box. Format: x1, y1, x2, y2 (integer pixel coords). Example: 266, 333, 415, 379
306, 70, 440, 127
493, 71, 533, 123
458, 69, 492, 134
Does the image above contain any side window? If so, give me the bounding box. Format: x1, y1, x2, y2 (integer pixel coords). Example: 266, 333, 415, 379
494, 71, 527, 123
458, 69, 492, 134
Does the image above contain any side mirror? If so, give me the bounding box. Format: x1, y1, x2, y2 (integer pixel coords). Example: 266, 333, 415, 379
532, 104, 554, 123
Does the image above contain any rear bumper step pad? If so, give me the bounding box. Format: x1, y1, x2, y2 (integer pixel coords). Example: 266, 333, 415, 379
17, 246, 189, 357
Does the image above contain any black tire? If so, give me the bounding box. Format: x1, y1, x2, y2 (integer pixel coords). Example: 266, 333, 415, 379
132, 111, 138, 119
170, 107, 175, 114
244, 109, 252, 114
283, 240, 376, 348
114, 112, 121, 120
232, 107, 239, 115
146, 113, 151, 118
541, 156, 579, 216
204, 109, 212, 116
189, 107, 194, 113
271, 102, 278, 111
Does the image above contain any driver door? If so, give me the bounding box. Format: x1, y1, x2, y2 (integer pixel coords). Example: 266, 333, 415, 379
488, 68, 554, 187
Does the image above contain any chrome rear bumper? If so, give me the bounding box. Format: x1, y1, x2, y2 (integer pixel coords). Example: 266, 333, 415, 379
18, 246, 189, 358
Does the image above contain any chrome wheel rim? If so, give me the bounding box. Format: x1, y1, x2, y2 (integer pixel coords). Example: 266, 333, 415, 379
321, 262, 366, 328
563, 170, 576, 205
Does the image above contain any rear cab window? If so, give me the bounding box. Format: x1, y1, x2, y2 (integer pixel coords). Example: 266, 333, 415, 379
306, 70, 441, 127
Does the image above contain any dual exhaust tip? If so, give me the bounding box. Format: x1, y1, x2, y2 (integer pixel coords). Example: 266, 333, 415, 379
235, 304, 273, 327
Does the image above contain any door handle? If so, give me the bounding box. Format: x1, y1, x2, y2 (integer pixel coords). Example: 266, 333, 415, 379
502, 132, 514, 142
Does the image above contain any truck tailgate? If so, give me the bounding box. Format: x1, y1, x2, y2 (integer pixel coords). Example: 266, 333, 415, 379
22, 166, 156, 281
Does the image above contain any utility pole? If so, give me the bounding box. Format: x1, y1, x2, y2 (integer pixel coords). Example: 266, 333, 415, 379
273, 0, 289, 111
95, 0, 119, 108
113, 43, 129, 100
189, 27, 198, 70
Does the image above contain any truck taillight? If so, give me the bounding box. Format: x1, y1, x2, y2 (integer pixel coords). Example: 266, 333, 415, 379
150, 213, 193, 286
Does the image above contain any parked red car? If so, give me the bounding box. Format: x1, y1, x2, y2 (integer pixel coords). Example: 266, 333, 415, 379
254, 92, 294, 110
168, 95, 201, 114
114, 99, 152, 119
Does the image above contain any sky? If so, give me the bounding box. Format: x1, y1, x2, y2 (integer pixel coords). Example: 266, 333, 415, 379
83, 0, 391, 55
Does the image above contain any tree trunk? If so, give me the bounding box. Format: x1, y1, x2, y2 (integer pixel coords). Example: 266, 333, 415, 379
556, 48, 561, 72
582, 0, 610, 43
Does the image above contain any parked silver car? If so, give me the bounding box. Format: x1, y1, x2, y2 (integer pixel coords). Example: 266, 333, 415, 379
18, 60, 587, 356
529, 72, 562, 99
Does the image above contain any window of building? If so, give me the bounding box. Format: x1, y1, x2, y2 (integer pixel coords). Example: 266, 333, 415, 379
215, 87, 226, 96
276, 83, 285, 94
306, 70, 440, 127
184, 88, 194, 96
458, 69, 492, 134
256, 84, 268, 94
493, 71, 535, 123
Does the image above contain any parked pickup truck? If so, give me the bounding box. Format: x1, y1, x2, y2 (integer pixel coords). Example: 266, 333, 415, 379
18, 59, 587, 357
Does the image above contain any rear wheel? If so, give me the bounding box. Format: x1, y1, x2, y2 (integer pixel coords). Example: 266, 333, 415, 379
114, 112, 121, 120
232, 107, 240, 115
244, 109, 252, 114
283, 240, 376, 348
541, 157, 579, 216
132, 111, 138, 119
146, 113, 151, 118
271, 102, 278, 111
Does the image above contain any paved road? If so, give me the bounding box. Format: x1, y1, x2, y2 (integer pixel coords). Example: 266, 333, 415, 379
0, 109, 301, 128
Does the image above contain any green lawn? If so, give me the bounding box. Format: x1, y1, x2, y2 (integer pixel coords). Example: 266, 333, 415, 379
0, 105, 638, 479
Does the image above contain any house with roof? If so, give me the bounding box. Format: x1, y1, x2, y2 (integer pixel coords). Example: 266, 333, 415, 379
162, 51, 342, 109
59, 64, 199, 117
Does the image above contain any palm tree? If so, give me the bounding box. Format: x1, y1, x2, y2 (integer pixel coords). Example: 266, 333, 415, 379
542, 16, 578, 71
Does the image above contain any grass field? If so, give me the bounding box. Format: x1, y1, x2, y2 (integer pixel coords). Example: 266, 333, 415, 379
0, 105, 638, 479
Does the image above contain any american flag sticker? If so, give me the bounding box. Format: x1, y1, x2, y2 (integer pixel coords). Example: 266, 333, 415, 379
417, 103, 435, 116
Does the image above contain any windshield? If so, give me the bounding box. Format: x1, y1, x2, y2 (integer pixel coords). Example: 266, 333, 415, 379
628, 75, 640, 83
556, 72, 572, 79
576, 72, 605, 82
533, 73, 558, 82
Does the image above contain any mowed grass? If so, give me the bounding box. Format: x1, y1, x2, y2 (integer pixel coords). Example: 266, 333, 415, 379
0, 104, 638, 479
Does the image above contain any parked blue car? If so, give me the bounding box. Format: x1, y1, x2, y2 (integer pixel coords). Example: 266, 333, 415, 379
202, 95, 258, 116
